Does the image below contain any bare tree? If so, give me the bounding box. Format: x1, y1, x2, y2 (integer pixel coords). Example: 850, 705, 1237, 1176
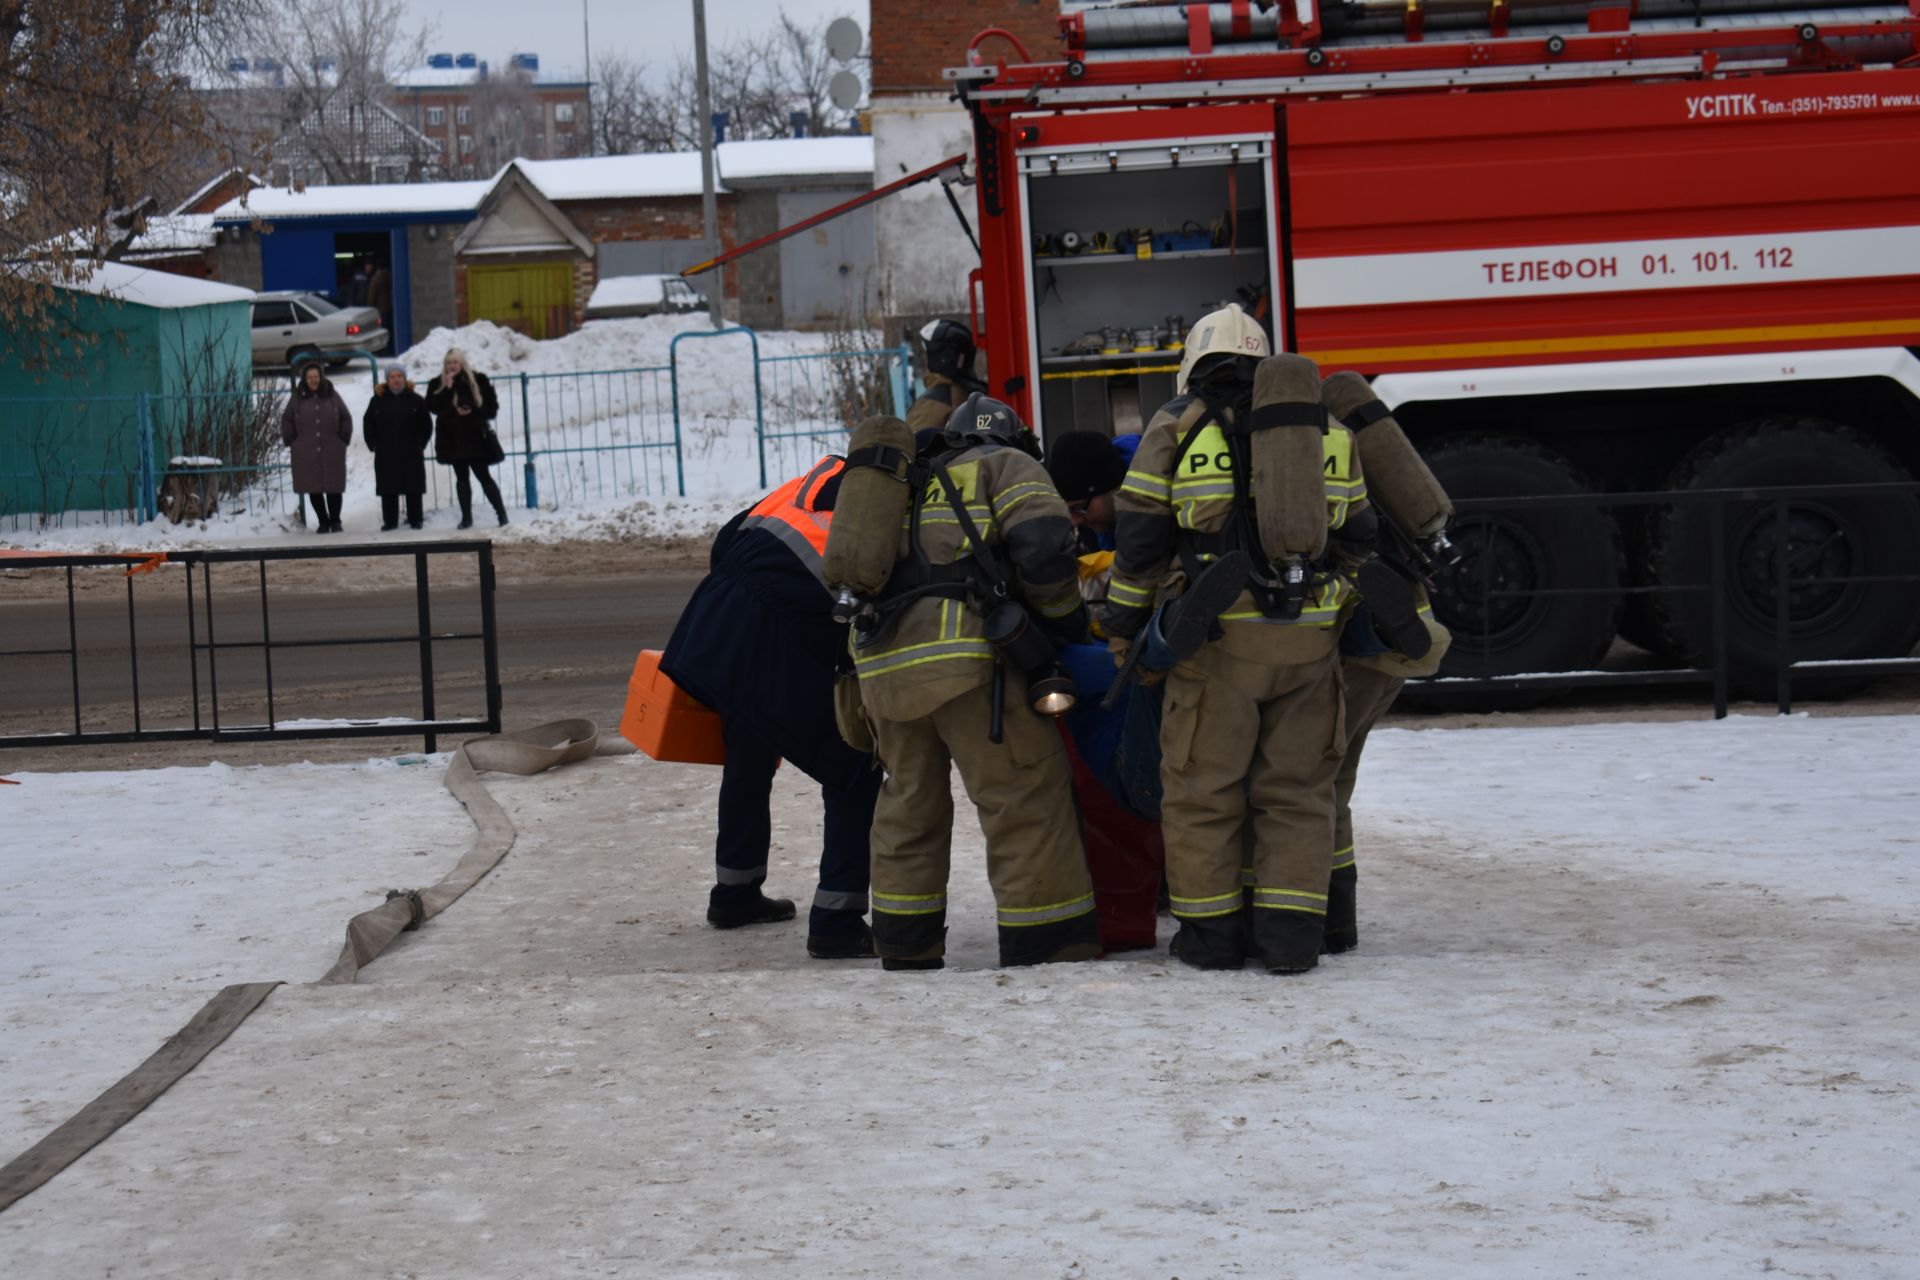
466, 66, 539, 175
587, 8, 862, 156
225, 0, 438, 185
0, 0, 265, 364
591, 53, 657, 156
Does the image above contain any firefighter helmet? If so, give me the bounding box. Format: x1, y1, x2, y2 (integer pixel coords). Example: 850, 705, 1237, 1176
919, 317, 978, 382
1176, 303, 1271, 394
943, 392, 1037, 456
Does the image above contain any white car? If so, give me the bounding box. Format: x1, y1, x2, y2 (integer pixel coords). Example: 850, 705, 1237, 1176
582, 274, 705, 321
250, 291, 389, 368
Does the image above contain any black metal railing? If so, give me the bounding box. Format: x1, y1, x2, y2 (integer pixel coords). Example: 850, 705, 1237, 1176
1412, 480, 1920, 717
0, 542, 502, 752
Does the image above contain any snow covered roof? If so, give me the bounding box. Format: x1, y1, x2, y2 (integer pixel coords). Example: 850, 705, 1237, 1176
212, 178, 495, 221
716, 138, 873, 183
513, 153, 719, 202
49, 261, 254, 309
126, 215, 219, 256
205, 140, 874, 224
391, 63, 589, 88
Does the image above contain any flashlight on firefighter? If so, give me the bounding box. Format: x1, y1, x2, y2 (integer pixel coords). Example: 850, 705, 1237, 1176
983, 602, 1077, 717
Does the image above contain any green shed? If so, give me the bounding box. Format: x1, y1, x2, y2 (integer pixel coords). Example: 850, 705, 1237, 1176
1, 262, 255, 525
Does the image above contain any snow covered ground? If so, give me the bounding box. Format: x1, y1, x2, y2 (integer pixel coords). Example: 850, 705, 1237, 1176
4, 315, 876, 553
2, 713, 1916, 1276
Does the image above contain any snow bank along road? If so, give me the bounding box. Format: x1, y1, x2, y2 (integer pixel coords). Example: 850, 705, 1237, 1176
1, 714, 1915, 1276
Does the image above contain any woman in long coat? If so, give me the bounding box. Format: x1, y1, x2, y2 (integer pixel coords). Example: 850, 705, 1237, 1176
425, 347, 507, 529
363, 364, 434, 530
281, 362, 354, 533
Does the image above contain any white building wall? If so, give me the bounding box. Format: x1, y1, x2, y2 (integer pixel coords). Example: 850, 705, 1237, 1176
873, 94, 979, 328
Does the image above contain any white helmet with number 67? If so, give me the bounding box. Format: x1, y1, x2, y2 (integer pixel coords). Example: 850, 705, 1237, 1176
1176, 303, 1271, 394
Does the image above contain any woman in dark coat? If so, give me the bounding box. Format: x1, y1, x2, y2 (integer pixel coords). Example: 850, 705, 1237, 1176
425, 346, 508, 529
281, 362, 353, 533
363, 364, 434, 530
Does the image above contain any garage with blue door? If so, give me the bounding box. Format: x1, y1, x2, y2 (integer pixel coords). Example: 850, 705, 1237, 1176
211, 180, 490, 354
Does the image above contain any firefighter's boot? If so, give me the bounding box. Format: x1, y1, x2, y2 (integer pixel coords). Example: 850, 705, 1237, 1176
1354, 558, 1431, 660
707, 885, 797, 929
1251, 908, 1323, 975
1323, 864, 1358, 955
1168, 910, 1248, 971
1147, 550, 1252, 669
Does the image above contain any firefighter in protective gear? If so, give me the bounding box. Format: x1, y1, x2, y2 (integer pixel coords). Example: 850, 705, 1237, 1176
905, 318, 982, 430
1104, 307, 1366, 975
854, 394, 1100, 970
1320, 375, 1456, 954
662, 455, 880, 959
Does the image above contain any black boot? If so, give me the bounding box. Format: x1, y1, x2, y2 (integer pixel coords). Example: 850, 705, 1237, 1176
1154, 549, 1253, 666
706, 886, 796, 929
1167, 911, 1247, 971
457, 512, 474, 530
807, 910, 877, 960
1323, 865, 1358, 955
495, 507, 510, 527
1251, 910, 1322, 975
881, 956, 944, 971
1354, 558, 1430, 659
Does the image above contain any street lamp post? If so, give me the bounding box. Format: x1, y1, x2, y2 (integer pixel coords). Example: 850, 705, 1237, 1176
692, 0, 723, 327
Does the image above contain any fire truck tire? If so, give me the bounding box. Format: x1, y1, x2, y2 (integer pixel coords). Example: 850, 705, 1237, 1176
1415, 436, 1622, 697
1643, 419, 1920, 697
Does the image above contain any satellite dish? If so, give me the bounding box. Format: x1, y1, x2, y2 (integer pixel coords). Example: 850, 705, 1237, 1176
829, 68, 863, 111
825, 17, 863, 62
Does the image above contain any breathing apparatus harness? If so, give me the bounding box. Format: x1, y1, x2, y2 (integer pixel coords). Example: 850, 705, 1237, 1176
1169, 384, 1334, 623
842, 439, 1072, 742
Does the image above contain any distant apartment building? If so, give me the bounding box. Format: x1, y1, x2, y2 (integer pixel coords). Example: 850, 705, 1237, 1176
390, 53, 592, 177
204, 52, 590, 186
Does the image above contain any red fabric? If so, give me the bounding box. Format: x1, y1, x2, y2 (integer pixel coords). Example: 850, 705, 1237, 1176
1063, 732, 1163, 952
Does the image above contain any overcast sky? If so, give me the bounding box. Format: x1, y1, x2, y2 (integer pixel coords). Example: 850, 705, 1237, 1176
395, 0, 869, 77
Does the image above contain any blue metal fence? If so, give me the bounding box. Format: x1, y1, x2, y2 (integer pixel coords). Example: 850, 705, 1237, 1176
755, 343, 913, 486
2, 330, 916, 530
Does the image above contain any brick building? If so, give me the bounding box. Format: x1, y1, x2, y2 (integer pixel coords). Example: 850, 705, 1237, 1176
455, 140, 875, 335
871, 0, 1063, 335
391, 55, 593, 176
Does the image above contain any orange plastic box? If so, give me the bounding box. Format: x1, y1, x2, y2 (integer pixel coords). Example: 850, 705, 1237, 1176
620, 650, 727, 765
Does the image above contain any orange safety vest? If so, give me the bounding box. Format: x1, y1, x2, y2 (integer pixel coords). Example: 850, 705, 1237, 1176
739, 454, 843, 583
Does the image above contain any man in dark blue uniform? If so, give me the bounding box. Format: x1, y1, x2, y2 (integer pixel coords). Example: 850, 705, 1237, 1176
661, 457, 878, 959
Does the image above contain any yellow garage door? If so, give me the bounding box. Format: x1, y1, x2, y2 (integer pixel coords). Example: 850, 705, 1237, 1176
467, 261, 575, 340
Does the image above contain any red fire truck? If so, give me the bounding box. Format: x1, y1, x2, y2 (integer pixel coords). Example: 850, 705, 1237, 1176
948, 0, 1920, 688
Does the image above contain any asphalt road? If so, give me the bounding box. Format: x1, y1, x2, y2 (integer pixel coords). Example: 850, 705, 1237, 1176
0, 572, 702, 768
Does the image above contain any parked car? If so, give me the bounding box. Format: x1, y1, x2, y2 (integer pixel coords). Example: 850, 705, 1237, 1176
582, 274, 705, 321
250, 291, 388, 369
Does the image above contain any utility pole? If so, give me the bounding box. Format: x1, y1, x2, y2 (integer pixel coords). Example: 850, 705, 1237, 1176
692, 0, 723, 327
582, 0, 594, 154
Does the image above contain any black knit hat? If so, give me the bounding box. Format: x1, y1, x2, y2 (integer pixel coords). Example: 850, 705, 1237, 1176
1045, 431, 1128, 500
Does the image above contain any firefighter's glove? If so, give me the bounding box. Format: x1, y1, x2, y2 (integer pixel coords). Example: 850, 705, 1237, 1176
1107, 635, 1131, 670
